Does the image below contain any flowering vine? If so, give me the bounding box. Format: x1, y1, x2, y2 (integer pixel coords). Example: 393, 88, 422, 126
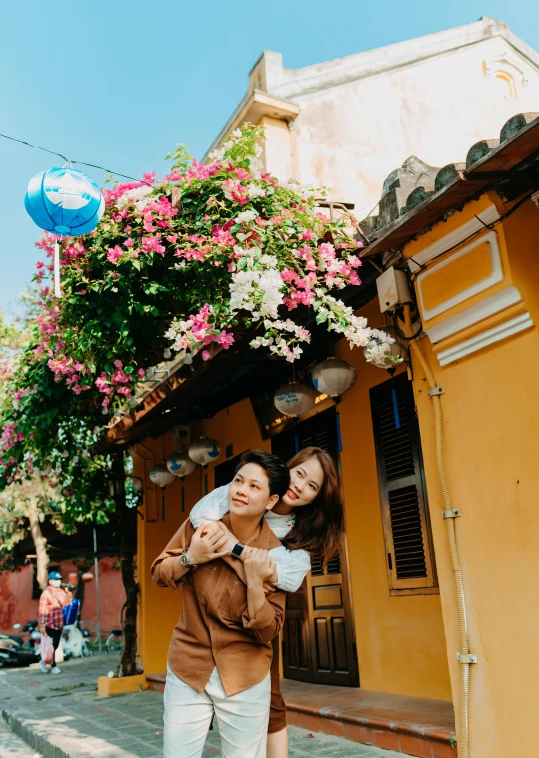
0, 124, 396, 492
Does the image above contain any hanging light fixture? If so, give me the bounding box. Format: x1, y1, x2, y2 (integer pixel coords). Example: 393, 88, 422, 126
311, 357, 357, 398
149, 464, 176, 488
166, 451, 197, 513
188, 437, 222, 466
274, 382, 316, 418
166, 451, 197, 479
363, 325, 408, 369
150, 464, 176, 522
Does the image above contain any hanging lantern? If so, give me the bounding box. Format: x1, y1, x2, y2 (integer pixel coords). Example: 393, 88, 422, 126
68, 571, 78, 586
25, 167, 105, 297
188, 437, 221, 466
312, 358, 357, 398
149, 464, 176, 489
363, 326, 408, 369
274, 382, 316, 418
166, 451, 197, 479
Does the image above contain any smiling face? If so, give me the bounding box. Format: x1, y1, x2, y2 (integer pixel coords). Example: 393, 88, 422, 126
228, 462, 279, 519
282, 455, 325, 509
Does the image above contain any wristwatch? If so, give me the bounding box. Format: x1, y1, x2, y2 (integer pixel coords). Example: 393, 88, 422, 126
231, 543, 245, 558
179, 548, 198, 570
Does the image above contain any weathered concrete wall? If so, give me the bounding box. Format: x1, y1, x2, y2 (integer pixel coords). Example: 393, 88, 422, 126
232, 19, 539, 221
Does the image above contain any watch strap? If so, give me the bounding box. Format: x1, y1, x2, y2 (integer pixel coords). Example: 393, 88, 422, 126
180, 548, 198, 570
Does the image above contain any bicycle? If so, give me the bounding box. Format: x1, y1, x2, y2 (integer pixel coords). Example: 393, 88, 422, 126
79, 620, 99, 644
105, 629, 123, 653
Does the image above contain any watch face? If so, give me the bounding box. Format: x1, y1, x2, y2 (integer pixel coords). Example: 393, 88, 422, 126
180, 553, 190, 567
231, 543, 244, 558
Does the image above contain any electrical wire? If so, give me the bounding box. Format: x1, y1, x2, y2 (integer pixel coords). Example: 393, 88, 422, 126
0, 131, 154, 187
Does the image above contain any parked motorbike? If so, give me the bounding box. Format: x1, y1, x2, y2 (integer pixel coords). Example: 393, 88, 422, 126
0, 628, 39, 667
62, 624, 92, 658
0, 636, 21, 667
13, 620, 41, 652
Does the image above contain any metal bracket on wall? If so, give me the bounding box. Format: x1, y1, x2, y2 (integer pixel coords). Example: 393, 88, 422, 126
443, 508, 461, 519
428, 385, 445, 397
457, 652, 478, 664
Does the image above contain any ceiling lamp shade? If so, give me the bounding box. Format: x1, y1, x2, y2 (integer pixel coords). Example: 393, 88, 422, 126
188, 437, 221, 466
166, 451, 197, 479
25, 167, 105, 237
25, 167, 105, 298
149, 464, 176, 489
363, 326, 408, 369
274, 382, 316, 418
311, 357, 357, 398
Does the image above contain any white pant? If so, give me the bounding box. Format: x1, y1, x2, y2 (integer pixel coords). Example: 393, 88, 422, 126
163, 665, 271, 758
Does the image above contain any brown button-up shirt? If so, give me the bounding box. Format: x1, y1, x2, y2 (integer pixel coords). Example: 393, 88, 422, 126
151, 514, 285, 696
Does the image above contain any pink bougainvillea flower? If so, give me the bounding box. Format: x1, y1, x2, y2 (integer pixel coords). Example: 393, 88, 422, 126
142, 171, 156, 185
202, 350, 211, 361
107, 246, 123, 264
217, 331, 234, 349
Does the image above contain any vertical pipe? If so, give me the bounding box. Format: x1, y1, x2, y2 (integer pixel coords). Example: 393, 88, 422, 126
93, 528, 102, 654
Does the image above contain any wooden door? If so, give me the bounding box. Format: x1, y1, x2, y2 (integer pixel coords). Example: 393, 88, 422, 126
272, 408, 359, 687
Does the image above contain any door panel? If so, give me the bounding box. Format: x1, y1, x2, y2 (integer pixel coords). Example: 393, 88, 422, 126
272, 407, 359, 687
282, 582, 313, 682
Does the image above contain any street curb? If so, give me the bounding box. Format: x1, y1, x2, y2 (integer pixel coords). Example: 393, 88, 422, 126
1, 707, 68, 758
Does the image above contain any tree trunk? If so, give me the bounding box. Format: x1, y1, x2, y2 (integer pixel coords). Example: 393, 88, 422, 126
112, 454, 139, 678
28, 496, 49, 590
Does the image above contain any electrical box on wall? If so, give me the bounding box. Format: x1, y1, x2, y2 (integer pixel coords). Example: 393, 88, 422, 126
376, 267, 413, 313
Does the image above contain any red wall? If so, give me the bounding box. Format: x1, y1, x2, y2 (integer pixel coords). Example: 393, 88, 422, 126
0, 558, 125, 635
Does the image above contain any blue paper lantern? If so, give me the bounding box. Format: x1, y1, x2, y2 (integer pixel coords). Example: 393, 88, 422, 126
25, 167, 105, 296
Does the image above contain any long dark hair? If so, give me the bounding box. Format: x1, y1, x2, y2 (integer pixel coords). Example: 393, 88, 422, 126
281, 447, 345, 566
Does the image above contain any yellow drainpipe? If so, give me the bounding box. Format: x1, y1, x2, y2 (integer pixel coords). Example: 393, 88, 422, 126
403, 304, 474, 758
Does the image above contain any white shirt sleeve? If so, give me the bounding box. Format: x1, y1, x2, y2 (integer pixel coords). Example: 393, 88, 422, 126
189, 484, 231, 528
268, 546, 311, 593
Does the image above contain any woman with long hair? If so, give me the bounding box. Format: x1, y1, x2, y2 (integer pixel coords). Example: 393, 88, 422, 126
190, 446, 345, 758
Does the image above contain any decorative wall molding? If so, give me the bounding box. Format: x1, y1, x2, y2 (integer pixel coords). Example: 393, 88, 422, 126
426, 285, 523, 344
437, 312, 533, 366
417, 230, 503, 320
408, 205, 500, 273
482, 52, 529, 88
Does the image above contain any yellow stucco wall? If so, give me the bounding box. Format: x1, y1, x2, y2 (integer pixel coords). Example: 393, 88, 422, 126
334, 300, 451, 700
402, 194, 539, 755
136, 305, 452, 701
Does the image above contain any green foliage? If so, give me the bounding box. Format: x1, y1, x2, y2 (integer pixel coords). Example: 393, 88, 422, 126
0, 124, 385, 518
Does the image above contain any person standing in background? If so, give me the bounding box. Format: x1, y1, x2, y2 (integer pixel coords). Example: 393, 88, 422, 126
38, 570, 72, 674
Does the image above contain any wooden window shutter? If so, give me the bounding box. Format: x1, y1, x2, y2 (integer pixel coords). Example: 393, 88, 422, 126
271, 407, 340, 463
370, 373, 438, 595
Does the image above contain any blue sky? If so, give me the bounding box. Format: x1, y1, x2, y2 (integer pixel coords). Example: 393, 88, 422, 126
1, 0, 538, 314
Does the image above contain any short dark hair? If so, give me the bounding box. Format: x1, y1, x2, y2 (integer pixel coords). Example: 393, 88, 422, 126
235, 450, 290, 499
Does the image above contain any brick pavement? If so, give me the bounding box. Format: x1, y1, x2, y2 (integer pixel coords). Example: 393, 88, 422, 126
0, 656, 404, 758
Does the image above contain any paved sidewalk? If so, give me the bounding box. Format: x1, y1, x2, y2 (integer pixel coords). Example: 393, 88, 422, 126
0, 656, 403, 758
0, 719, 40, 758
